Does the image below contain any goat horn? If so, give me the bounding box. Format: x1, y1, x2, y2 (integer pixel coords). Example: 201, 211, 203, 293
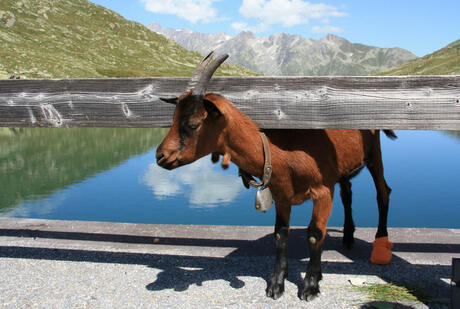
187, 51, 215, 91
193, 53, 229, 96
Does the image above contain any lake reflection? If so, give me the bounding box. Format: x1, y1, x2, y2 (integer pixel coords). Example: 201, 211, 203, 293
1, 128, 460, 228
142, 158, 243, 208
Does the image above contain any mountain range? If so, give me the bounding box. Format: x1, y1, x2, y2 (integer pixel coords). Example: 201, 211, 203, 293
149, 22, 418, 76
376, 39, 460, 75
1, 0, 457, 79
0, 0, 255, 78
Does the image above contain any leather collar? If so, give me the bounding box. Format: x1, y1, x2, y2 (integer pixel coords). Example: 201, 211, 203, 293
239, 132, 272, 188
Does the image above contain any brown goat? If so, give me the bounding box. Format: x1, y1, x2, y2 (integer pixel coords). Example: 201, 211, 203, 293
157, 52, 395, 301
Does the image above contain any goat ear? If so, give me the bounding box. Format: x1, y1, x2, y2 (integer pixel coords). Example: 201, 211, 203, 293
159, 97, 179, 105
203, 98, 223, 117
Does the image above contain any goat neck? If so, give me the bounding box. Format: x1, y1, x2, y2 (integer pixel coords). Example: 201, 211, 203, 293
220, 104, 267, 180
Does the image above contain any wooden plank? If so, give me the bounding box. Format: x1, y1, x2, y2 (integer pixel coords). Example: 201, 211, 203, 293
0, 76, 459, 129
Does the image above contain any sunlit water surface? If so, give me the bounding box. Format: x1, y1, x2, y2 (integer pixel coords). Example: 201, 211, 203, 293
1, 128, 459, 228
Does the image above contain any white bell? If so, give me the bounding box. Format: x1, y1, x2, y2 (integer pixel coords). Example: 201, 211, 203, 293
255, 186, 273, 213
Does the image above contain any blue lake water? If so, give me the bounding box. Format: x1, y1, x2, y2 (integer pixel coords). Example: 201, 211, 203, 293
1, 128, 459, 228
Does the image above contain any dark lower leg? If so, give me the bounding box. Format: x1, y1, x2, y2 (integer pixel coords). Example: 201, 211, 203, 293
300, 186, 333, 301
299, 222, 323, 300
340, 180, 355, 248
375, 187, 390, 238
368, 160, 391, 239
266, 211, 290, 299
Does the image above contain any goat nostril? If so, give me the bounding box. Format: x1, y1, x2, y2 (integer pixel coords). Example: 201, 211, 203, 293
156, 149, 164, 160
157, 155, 165, 162
156, 151, 167, 166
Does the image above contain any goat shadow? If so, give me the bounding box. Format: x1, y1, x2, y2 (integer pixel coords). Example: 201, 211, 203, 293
144, 229, 452, 299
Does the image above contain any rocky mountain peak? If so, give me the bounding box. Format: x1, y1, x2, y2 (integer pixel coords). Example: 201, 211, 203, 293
321, 33, 344, 42
148, 22, 418, 76
147, 21, 162, 33
236, 31, 256, 40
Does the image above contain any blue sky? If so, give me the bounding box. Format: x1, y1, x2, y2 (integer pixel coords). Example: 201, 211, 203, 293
89, 0, 460, 57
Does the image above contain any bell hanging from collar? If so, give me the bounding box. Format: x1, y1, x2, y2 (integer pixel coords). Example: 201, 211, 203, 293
255, 186, 273, 213
237, 132, 273, 213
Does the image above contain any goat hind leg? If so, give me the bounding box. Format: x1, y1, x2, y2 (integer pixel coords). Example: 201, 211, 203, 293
266, 205, 291, 300
367, 151, 391, 239
300, 185, 333, 301
367, 146, 393, 265
340, 179, 355, 249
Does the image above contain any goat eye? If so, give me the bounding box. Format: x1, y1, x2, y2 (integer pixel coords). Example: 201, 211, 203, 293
187, 122, 200, 130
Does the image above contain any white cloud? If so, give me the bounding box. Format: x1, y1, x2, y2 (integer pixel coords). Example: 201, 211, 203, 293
312, 25, 344, 33
140, 0, 220, 23
231, 21, 269, 33
231, 22, 248, 32
5, 193, 67, 218
238, 0, 347, 32
142, 153, 243, 208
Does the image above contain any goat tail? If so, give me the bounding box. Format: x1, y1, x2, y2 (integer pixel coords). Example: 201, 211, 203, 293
383, 130, 397, 140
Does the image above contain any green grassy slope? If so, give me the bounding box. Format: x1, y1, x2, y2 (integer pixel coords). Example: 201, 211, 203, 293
376, 39, 460, 75
0, 0, 255, 78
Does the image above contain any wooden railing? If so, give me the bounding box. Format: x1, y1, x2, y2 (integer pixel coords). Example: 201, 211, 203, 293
1, 76, 460, 129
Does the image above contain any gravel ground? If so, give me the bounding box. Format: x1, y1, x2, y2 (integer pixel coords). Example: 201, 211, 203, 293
0, 255, 370, 308
0, 219, 457, 308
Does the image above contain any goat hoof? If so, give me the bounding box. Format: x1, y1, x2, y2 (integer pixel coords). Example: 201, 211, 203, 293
299, 274, 321, 301
299, 285, 320, 301
266, 282, 284, 300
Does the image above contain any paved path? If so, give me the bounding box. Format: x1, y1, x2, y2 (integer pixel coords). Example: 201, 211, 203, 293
0, 218, 458, 308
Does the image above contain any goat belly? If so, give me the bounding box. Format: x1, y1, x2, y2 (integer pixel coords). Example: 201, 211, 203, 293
290, 190, 313, 205
342, 162, 366, 180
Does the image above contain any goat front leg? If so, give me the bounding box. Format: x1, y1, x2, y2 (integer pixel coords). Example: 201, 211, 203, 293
300, 185, 333, 301
266, 203, 291, 299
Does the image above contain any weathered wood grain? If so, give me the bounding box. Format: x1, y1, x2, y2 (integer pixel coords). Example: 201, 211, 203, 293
0, 76, 459, 129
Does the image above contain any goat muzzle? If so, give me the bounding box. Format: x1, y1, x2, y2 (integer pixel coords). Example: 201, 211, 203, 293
156, 148, 181, 170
